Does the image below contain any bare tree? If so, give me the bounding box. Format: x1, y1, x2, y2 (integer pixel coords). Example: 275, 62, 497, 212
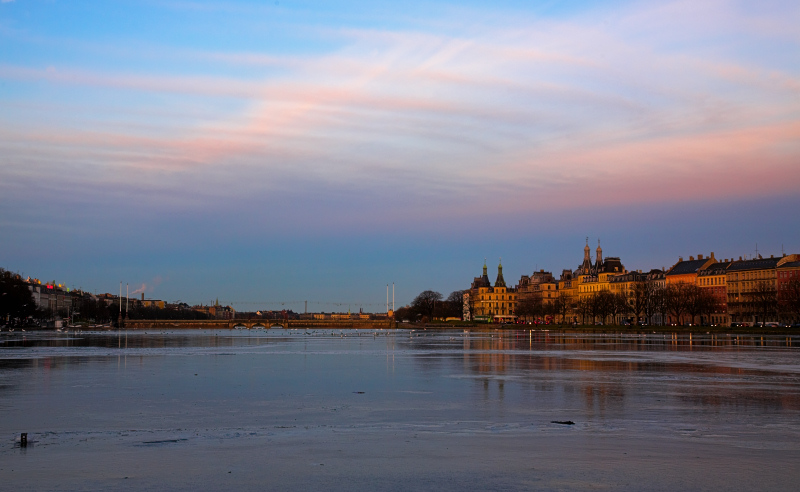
610, 291, 629, 325
593, 291, 615, 325
751, 281, 778, 324
0, 268, 40, 324
779, 279, 800, 323
553, 295, 573, 326
411, 290, 442, 321
630, 282, 648, 325
515, 297, 542, 323
575, 297, 591, 325
685, 285, 717, 326
443, 290, 465, 319
665, 283, 690, 325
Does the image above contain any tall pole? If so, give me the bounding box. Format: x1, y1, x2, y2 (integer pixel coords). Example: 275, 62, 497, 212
118, 281, 122, 328
126, 283, 129, 320
392, 283, 395, 312
386, 284, 389, 314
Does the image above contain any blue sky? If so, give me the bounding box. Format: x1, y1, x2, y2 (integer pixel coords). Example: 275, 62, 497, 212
1, 0, 799, 310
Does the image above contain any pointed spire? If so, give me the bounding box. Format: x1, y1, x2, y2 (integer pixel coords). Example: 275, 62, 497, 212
596, 238, 603, 265
584, 237, 590, 260
482, 258, 488, 277
495, 259, 506, 288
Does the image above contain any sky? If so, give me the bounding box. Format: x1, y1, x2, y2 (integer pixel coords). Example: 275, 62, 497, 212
1, 0, 799, 311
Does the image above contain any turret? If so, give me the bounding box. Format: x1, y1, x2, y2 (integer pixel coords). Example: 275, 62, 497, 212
596, 239, 603, 265
495, 260, 506, 288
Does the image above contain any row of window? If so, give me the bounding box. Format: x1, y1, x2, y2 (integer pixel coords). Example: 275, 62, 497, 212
730, 271, 775, 280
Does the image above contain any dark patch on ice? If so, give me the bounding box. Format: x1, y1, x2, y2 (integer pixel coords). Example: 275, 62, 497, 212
140, 438, 188, 446
551, 421, 575, 425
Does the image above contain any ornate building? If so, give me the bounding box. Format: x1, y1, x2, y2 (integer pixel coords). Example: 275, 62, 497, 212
466, 260, 517, 321
575, 239, 626, 300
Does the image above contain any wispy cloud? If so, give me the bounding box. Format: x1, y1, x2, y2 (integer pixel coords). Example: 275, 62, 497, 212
1, 0, 798, 229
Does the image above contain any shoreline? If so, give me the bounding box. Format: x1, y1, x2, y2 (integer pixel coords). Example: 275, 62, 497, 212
415, 322, 800, 336
5, 322, 800, 337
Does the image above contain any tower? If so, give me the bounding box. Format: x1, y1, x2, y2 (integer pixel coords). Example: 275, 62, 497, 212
495, 259, 506, 288
596, 239, 603, 266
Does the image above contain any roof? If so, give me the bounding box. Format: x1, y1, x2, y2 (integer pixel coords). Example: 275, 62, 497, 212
698, 261, 733, 275
600, 257, 625, 273
471, 276, 491, 289
777, 261, 800, 269
667, 258, 709, 276
608, 271, 646, 283
726, 257, 782, 272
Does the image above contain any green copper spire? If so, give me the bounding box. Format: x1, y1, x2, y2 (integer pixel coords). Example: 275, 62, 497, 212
495, 259, 506, 288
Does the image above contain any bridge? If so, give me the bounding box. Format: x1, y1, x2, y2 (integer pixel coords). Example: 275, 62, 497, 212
122, 319, 397, 330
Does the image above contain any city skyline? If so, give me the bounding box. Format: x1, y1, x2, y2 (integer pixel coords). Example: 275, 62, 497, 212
2, 0, 799, 307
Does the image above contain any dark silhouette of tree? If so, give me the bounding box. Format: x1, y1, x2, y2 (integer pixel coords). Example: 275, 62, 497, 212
610, 291, 629, 325
685, 285, 717, 325
0, 268, 39, 324
751, 281, 778, 324
665, 283, 690, 325
630, 282, 648, 325
575, 297, 591, 325
552, 296, 572, 326
779, 279, 800, 323
515, 297, 541, 323
591, 291, 615, 325
443, 290, 465, 319
651, 284, 668, 325
393, 305, 413, 322
411, 290, 442, 321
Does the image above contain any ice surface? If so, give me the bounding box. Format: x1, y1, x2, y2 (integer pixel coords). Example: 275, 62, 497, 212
1, 329, 799, 490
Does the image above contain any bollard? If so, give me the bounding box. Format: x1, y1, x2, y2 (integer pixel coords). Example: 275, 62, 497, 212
20, 433, 27, 447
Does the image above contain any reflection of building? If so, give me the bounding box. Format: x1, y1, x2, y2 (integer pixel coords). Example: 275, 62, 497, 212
466, 261, 517, 321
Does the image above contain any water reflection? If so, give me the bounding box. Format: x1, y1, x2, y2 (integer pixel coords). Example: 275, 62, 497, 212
2, 329, 800, 416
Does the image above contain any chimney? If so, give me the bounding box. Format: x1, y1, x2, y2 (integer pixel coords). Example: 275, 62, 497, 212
141, 293, 144, 301
771, 254, 774, 258
710, 252, 715, 259
739, 256, 743, 261
698, 254, 703, 260
689, 256, 694, 261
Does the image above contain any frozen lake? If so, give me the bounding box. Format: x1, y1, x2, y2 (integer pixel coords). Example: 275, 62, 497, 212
2, 328, 800, 491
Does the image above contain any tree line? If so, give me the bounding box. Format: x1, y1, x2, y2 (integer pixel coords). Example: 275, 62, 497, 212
393, 290, 464, 323
519, 282, 722, 326
514, 280, 800, 326
395, 280, 800, 326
